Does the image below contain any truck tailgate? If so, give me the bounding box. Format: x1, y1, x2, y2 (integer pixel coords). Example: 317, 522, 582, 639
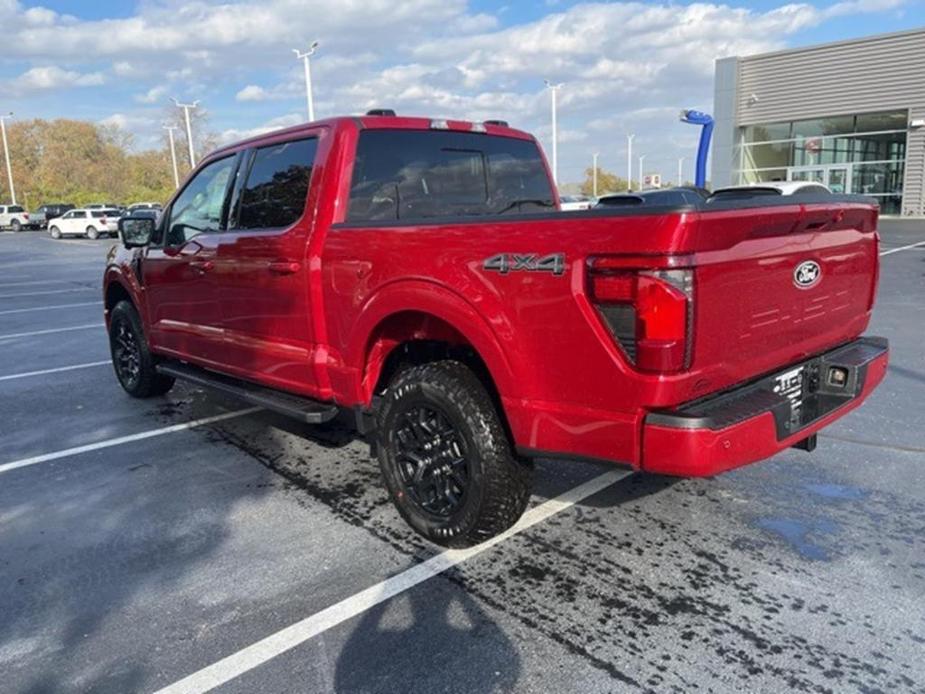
690, 202, 878, 389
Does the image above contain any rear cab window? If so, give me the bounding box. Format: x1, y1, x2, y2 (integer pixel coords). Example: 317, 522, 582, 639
234, 138, 318, 230
347, 130, 554, 222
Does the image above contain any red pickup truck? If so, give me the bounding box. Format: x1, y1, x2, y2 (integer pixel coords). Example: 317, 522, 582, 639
104, 113, 888, 547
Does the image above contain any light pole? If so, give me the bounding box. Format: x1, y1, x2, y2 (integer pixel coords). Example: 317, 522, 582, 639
678, 157, 685, 186
294, 40, 320, 122
0, 113, 15, 205
172, 98, 199, 168
544, 80, 563, 185
592, 152, 599, 198
638, 154, 646, 191
163, 125, 180, 188
626, 134, 635, 192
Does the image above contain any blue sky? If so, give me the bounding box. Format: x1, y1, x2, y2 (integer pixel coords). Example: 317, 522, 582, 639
2, 0, 921, 184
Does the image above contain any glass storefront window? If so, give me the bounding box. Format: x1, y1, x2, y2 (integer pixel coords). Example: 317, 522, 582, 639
743, 122, 790, 143
856, 111, 907, 133
854, 161, 904, 196
741, 141, 792, 169
738, 168, 788, 184
735, 110, 908, 212
791, 115, 855, 138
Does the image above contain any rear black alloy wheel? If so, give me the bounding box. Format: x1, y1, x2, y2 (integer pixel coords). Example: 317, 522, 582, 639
376, 360, 532, 548
394, 404, 471, 518
11, 219, 21, 232
108, 300, 175, 398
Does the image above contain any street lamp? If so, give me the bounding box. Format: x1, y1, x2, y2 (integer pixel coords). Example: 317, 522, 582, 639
544, 80, 563, 185
678, 156, 685, 186
638, 154, 646, 191
0, 112, 15, 205
592, 152, 599, 198
294, 40, 320, 122
171, 98, 200, 168
626, 134, 635, 192
163, 125, 180, 188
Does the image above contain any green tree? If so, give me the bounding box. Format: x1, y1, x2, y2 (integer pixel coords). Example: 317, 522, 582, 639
0, 117, 213, 207
579, 166, 629, 197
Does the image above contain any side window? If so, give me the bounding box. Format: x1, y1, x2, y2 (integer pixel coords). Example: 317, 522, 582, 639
347, 130, 554, 222
74, 211, 87, 219
236, 138, 317, 230
166, 156, 236, 245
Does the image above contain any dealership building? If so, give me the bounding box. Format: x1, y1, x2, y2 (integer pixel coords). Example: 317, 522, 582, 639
712, 27, 925, 215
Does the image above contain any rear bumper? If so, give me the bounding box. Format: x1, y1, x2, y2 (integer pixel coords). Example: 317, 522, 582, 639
641, 336, 889, 476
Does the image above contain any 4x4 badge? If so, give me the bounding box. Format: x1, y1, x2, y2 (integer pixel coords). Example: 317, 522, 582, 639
793, 260, 821, 289
483, 253, 565, 276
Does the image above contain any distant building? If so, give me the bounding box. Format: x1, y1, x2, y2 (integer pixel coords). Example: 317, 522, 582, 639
712, 28, 925, 215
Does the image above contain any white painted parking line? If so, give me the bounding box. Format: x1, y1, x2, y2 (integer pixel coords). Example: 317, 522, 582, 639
0, 323, 102, 340
0, 360, 110, 382
0, 407, 261, 476
0, 279, 74, 288
880, 240, 925, 256
154, 468, 629, 694
0, 287, 95, 299
0, 301, 102, 316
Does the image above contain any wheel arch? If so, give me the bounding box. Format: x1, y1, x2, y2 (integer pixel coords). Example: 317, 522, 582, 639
349, 283, 517, 412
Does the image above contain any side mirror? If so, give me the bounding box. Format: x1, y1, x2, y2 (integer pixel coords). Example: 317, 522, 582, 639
119, 216, 155, 248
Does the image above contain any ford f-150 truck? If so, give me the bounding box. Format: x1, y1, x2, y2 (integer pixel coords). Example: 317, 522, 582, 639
104, 113, 888, 547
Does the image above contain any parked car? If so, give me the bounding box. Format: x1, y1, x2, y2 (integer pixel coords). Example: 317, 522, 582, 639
86, 203, 121, 210
559, 194, 593, 211
32, 203, 76, 229
710, 182, 832, 198
128, 202, 163, 213
595, 187, 710, 208
49, 208, 122, 239
104, 113, 887, 547
0, 204, 37, 231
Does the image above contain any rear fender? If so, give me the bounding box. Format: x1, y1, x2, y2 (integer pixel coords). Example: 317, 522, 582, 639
347, 280, 516, 405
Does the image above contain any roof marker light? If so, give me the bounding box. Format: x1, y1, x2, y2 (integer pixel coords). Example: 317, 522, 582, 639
430, 119, 450, 130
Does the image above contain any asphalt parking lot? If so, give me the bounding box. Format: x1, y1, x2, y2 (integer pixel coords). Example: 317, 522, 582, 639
1, 223, 924, 694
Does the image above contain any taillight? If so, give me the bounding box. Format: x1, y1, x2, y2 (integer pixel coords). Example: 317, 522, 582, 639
101, 217, 107, 225
589, 264, 693, 373
23, 213, 29, 220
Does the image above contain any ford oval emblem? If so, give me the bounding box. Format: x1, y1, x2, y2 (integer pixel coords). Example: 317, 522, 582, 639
793, 260, 822, 289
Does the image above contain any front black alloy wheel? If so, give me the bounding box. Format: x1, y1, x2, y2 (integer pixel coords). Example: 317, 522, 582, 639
394, 404, 471, 518
108, 300, 175, 398
376, 360, 532, 548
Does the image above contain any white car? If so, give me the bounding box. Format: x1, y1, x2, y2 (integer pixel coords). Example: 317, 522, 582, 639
559, 195, 594, 211
0, 205, 35, 231
48, 208, 122, 239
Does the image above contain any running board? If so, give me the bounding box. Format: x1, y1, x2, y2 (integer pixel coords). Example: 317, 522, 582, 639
157, 362, 338, 424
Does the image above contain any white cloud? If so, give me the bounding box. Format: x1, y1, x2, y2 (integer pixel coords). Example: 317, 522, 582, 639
135, 85, 168, 104
5, 65, 104, 94
236, 85, 270, 102
219, 113, 305, 144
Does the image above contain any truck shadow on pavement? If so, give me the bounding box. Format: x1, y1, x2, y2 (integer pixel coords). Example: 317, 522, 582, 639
334, 576, 521, 694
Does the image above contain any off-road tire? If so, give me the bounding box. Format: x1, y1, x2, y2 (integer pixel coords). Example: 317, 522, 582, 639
108, 300, 175, 398
86, 226, 99, 240
49, 226, 61, 239
376, 360, 532, 548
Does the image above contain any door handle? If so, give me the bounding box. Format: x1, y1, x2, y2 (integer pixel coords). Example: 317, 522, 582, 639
268, 261, 301, 275
190, 260, 214, 274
